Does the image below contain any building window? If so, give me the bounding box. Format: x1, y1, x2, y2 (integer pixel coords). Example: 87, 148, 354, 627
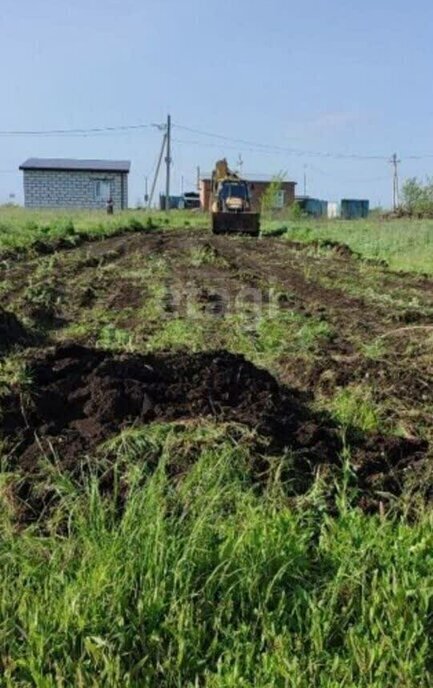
95, 179, 112, 201
273, 190, 285, 209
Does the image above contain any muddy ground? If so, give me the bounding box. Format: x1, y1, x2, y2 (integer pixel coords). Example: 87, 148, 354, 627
0, 307, 33, 353
1, 227, 432, 519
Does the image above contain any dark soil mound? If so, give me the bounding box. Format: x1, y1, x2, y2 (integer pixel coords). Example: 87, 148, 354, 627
2, 344, 338, 468
0, 344, 427, 516
0, 307, 31, 353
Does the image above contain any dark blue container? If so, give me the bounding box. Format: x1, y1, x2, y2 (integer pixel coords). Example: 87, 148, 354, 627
298, 198, 328, 217
340, 199, 369, 219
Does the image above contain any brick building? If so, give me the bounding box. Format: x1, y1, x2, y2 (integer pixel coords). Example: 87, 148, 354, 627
19, 158, 130, 210
199, 176, 297, 212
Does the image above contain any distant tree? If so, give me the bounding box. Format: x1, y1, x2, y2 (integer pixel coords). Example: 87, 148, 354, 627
260, 172, 286, 215
288, 200, 303, 219
401, 177, 433, 217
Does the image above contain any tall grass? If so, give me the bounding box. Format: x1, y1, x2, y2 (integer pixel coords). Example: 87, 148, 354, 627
1, 423, 432, 686
261, 217, 433, 274
0, 207, 207, 252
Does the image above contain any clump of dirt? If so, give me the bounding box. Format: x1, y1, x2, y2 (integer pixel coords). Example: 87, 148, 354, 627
318, 240, 361, 259
106, 281, 144, 310
0, 344, 427, 520
2, 344, 338, 470
282, 238, 388, 266
0, 307, 32, 353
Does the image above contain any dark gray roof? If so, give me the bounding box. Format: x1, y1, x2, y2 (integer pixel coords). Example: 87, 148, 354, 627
19, 158, 131, 173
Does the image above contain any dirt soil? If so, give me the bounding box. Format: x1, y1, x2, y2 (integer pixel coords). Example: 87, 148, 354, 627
1, 344, 426, 516
2, 344, 336, 466
1, 226, 432, 519
0, 307, 32, 353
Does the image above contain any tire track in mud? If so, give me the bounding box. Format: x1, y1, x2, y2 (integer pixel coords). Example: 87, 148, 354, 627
204, 235, 433, 424
209, 236, 395, 340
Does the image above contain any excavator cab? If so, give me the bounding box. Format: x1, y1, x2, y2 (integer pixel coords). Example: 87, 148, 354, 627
211, 169, 260, 237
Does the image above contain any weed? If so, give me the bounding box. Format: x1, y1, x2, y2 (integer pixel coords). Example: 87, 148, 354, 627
257, 311, 332, 356
0, 355, 32, 397
361, 337, 388, 359
0, 422, 432, 685
19, 257, 62, 322
146, 318, 206, 352
189, 245, 226, 268
96, 324, 135, 352
330, 384, 382, 433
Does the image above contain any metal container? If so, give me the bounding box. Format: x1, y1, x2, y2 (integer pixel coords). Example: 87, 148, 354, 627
340, 199, 369, 219
298, 198, 328, 217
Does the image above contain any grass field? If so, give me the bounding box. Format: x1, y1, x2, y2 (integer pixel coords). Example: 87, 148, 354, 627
1, 206, 433, 274
1, 208, 433, 686
2, 426, 433, 687
263, 215, 433, 274
0, 207, 205, 254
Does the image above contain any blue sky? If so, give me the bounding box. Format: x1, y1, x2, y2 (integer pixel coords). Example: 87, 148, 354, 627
1, 0, 432, 207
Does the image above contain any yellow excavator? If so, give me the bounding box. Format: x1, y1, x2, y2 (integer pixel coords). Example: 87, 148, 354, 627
211, 159, 260, 236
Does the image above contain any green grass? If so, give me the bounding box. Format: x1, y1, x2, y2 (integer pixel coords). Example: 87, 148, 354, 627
261, 217, 433, 274
1, 422, 432, 686
146, 318, 208, 352
188, 245, 227, 268
3, 207, 433, 274
0, 207, 207, 253
2, 209, 433, 685
96, 324, 136, 352
329, 384, 383, 434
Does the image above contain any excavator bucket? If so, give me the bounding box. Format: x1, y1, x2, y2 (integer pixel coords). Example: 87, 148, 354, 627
212, 212, 260, 237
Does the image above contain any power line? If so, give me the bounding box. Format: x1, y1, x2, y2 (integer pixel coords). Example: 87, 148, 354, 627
172, 137, 290, 156
405, 154, 433, 160
175, 123, 433, 162
174, 124, 290, 153
3, 117, 433, 164
305, 163, 390, 183
0, 123, 153, 137
174, 123, 388, 160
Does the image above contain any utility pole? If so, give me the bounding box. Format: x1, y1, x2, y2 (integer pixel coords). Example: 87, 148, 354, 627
148, 132, 167, 209
144, 176, 149, 206
197, 166, 201, 190
390, 153, 400, 211
237, 154, 244, 176
165, 114, 172, 212
303, 164, 307, 197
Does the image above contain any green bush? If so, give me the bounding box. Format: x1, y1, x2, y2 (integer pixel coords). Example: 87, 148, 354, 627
401, 177, 433, 217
